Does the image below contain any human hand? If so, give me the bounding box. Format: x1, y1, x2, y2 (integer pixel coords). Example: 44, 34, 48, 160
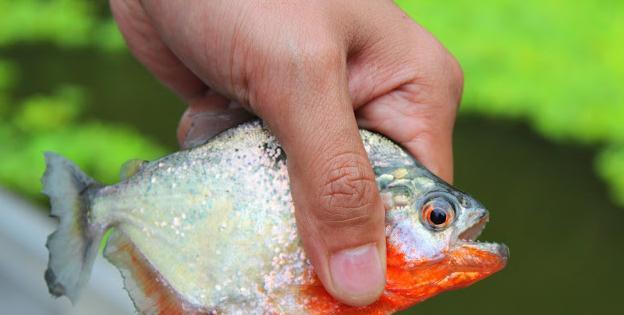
111, 0, 462, 306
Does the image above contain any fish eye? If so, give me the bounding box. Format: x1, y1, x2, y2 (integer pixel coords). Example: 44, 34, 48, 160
421, 197, 455, 230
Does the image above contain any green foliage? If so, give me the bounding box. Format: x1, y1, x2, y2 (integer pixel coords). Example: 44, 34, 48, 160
0, 60, 14, 89
598, 146, 624, 205
93, 19, 127, 52
0, 61, 12, 117
0, 0, 623, 206
13, 86, 83, 132
397, 0, 624, 205
0, 0, 124, 49
0, 86, 165, 197
0, 1, 161, 199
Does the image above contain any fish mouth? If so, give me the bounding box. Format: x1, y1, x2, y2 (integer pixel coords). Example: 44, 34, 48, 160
458, 212, 488, 241
454, 212, 509, 262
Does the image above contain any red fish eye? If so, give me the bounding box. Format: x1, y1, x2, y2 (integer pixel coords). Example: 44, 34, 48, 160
422, 198, 455, 230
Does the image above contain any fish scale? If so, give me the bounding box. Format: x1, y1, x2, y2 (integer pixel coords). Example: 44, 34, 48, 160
42, 120, 508, 314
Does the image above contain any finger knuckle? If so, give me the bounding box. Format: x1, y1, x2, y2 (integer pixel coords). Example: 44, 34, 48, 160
247, 32, 344, 114
315, 153, 379, 227
282, 36, 344, 76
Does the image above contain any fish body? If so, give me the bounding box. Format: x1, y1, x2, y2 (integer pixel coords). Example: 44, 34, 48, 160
43, 120, 507, 314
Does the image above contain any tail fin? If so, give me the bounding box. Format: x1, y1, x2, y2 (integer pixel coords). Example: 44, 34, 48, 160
42, 152, 103, 303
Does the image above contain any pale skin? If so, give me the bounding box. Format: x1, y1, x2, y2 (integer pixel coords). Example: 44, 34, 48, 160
110, 0, 463, 307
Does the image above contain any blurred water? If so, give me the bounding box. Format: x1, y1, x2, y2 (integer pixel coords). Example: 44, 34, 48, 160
5, 46, 623, 314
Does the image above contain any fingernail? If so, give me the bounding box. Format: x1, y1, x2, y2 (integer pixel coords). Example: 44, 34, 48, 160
182, 108, 255, 149
329, 243, 384, 298
183, 113, 214, 149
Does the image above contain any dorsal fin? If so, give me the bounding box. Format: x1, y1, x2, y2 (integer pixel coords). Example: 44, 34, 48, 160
103, 231, 211, 315
119, 159, 147, 181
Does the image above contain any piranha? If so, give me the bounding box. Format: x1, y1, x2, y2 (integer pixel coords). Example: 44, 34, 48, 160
43, 120, 508, 315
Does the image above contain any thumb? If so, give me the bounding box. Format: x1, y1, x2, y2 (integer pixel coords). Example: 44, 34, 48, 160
257, 59, 386, 307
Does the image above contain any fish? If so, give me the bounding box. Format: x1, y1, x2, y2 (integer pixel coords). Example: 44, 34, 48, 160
42, 119, 508, 315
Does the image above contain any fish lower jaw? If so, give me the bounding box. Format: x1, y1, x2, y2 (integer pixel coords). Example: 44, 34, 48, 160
454, 238, 501, 248
453, 212, 509, 260
453, 239, 510, 261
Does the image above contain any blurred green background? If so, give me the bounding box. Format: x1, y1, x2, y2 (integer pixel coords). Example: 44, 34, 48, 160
0, 0, 622, 314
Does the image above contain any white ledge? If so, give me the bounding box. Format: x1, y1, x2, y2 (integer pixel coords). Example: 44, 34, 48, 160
0, 188, 134, 315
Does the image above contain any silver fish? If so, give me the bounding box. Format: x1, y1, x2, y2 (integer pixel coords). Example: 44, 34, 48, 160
43, 120, 508, 315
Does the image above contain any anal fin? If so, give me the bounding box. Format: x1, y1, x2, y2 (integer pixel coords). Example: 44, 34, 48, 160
104, 231, 211, 315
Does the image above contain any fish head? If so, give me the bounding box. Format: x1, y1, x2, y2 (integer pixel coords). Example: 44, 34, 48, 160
377, 165, 508, 306
296, 133, 509, 313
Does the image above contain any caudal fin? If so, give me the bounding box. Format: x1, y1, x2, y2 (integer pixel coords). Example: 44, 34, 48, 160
42, 152, 103, 303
